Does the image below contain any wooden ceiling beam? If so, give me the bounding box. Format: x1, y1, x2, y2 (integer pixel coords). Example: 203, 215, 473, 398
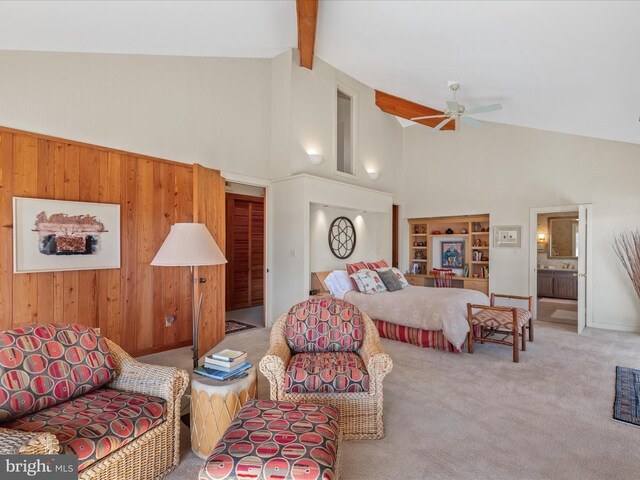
375, 90, 456, 131
296, 0, 319, 70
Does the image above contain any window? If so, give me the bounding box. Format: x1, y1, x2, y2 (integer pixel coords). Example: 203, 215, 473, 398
336, 89, 354, 175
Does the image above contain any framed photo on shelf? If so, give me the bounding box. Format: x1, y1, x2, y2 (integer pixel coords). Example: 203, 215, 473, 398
494, 225, 522, 248
441, 241, 464, 268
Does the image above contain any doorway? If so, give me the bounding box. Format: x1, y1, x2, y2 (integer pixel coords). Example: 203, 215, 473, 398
225, 182, 266, 328
529, 205, 593, 333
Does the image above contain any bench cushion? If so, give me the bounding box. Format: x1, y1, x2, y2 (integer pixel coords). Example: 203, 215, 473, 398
200, 400, 340, 480
0, 324, 116, 422
3, 387, 166, 471
285, 298, 363, 353
285, 352, 369, 394
472, 308, 532, 329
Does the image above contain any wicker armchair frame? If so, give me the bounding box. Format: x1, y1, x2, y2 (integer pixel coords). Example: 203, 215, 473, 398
260, 311, 393, 440
0, 338, 189, 480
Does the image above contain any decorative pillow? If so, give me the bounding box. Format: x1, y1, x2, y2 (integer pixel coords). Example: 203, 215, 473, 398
378, 269, 403, 292
377, 267, 409, 289
285, 298, 363, 353
367, 260, 389, 270
346, 261, 368, 289
350, 269, 387, 294
0, 324, 116, 423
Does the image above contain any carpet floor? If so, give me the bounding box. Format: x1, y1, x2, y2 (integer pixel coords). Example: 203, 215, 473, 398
141, 321, 640, 480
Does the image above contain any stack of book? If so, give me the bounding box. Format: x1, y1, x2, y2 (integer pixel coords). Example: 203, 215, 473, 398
193, 349, 251, 380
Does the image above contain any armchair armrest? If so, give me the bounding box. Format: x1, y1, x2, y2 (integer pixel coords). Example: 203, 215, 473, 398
106, 339, 189, 408
259, 314, 292, 400
359, 313, 393, 394
0, 428, 60, 455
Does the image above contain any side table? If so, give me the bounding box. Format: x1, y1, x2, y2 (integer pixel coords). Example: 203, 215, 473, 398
190, 365, 258, 460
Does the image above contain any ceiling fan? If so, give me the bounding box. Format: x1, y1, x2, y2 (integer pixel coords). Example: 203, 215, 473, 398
411, 81, 502, 130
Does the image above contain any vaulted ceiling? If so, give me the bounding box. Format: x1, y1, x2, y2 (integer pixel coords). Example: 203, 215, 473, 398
1, 1, 638, 145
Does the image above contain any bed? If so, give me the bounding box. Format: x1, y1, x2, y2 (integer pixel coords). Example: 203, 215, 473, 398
320, 269, 489, 352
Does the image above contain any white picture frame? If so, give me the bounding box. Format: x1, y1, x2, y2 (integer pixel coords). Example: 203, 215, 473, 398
494, 225, 522, 248
13, 197, 121, 274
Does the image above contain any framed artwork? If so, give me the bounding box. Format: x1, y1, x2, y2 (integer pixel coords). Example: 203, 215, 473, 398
494, 225, 522, 248
441, 241, 464, 268
13, 197, 121, 274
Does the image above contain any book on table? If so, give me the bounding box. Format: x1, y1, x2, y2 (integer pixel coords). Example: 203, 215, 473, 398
208, 349, 247, 362
193, 362, 252, 381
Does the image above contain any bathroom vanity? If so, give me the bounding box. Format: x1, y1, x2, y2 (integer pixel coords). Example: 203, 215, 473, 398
537, 269, 578, 300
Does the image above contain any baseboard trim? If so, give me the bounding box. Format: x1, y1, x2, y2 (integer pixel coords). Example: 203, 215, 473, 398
589, 322, 640, 333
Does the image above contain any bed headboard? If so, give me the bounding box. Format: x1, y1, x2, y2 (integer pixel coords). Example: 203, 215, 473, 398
310, 271, 332, 293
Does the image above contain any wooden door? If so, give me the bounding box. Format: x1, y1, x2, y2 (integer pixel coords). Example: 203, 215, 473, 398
226, 193, 264, 311
193, 164, 226, 359
392, 205, 399, 268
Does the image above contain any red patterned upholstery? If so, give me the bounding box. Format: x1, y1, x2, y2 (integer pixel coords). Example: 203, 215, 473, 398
285, 298, 363, 353
366, 260, 388, 270
433, 268, 454, 288
346, 261, 368, 289
285, 352, 369, 394
3, 388, 167, 471
471, 308, 532, 329
0, 324, 116, 422
199, 400, 340, 480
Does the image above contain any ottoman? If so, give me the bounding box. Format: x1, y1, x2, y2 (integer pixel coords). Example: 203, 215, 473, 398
199, 400, 341, 480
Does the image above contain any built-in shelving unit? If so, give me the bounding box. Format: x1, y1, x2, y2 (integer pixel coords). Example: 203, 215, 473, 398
407, 214, 490, 295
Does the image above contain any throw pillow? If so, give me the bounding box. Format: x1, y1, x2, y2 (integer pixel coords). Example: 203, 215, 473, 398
378, 269, 403, 292
367, 260, 389, 270
350, 269, 387, 294
376, 267, 410, 289
346, 261, 368, 289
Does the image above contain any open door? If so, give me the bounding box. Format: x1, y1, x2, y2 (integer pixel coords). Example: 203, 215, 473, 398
577, 204, 593, 333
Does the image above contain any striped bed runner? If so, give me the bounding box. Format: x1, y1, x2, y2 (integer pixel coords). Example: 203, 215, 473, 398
373, 319, 478, 353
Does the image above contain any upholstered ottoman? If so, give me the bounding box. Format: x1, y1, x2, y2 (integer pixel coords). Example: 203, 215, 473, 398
199, 400, 341, 480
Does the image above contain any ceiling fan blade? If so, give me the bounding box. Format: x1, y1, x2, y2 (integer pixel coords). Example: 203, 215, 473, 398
410, 114, 449, 121
461, 116, 484, 128
434, 117, 453, 131
465, 103, 502, 115
446, 101, 459, 114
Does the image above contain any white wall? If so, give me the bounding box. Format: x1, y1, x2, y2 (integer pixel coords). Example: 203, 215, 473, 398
402, 121, 640, 331
309, 206, 389, 273
0, 50, 272, 178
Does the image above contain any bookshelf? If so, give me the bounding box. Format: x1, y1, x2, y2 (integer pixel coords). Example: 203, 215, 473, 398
408, 214, 490, 294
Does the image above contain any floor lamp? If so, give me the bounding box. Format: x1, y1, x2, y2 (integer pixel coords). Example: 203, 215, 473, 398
151, 223, 227, 369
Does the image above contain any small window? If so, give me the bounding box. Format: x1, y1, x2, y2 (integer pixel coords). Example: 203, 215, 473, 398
336, 89, 353, 175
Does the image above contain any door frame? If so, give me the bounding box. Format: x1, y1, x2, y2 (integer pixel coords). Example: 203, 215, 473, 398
221, 172, 271, 326
528, 204, 593, 332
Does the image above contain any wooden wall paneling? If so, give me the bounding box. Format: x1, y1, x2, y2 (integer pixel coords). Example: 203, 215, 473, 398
0, 131, 13, 331
12, 134, 39, 326
0, 126, 209, 357
136, 159, 155, 353
98, 152, 123, 346
193, 164, 226, 359
175, 165, 194, 345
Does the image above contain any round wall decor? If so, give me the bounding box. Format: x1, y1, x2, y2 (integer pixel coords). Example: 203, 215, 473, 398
328, 217, 356, 259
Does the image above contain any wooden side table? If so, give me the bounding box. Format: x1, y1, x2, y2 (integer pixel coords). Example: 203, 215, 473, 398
190, 366, 258, 460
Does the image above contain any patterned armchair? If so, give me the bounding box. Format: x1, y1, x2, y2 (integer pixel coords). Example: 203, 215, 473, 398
0, 324, 188, 480
260, 298, 393, 440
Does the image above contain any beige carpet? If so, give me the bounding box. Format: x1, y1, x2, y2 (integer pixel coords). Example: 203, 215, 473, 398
140, 322, 640, 480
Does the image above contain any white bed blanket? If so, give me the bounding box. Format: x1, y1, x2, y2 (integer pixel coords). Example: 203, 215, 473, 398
344, 285, 489, 349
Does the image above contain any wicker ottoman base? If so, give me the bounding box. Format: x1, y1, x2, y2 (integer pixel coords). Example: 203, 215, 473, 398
198, 400, 341, 480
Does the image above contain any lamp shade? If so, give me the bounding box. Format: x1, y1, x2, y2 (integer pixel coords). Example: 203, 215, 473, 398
151, 223, 227, 267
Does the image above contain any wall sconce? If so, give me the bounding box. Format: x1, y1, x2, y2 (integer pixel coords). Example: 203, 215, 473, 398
308, 152, 324, 165
367, 170, 380, 180
537, 233, 546, 242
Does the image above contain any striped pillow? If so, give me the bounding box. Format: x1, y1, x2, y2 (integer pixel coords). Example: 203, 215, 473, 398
367, 260, 389, 270
346, 261, 368, 289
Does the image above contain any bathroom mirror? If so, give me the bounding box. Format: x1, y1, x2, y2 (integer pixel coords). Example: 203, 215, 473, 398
548, 217, 578, 258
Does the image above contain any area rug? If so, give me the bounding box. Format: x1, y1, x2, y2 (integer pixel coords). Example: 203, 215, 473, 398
551, 309, 578, 320
225, 319, 256, 334
614, 366, 640, 427
539, 297, 578, 305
